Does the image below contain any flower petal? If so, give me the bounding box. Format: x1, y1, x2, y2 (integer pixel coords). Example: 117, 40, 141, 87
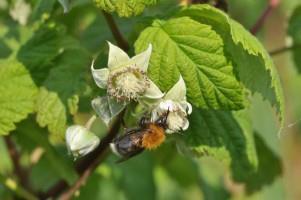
138, 80, 164, 107
143, 79, 164, 99
165, 75, 186, 101
130, 44, 152, 72
182, 118, 190, 130
107, 42, 130, 69
186, 102, 192, 115
179, 101, 192, 115
91, 60, 109, 88
165, 129, 174, 134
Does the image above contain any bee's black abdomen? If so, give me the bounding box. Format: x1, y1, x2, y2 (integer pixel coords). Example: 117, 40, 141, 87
111, 129, 145, 162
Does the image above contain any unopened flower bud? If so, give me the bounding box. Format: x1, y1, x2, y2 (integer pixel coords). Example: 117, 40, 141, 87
65, 125, 100, 159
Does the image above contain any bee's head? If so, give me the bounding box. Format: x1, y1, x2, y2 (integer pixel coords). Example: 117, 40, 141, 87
155, 108, 170, 129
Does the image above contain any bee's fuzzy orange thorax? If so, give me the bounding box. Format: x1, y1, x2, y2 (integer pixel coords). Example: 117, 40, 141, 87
142, 124, 165, 150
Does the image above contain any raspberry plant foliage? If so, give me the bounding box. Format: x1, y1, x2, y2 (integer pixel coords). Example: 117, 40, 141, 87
0, 1, 287, 199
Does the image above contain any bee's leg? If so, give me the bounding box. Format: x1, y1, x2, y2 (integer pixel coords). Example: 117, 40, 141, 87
139, 116, 150, 128
164, 108, 170, 123
116, 148, 144, 163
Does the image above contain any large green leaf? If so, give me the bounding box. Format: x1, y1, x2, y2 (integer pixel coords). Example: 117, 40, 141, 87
35, 87, 67, 140
17, 25, 64, 70
176, 4, 284, 124
94, 0, 158, 17
288, 5, 301, 73
0, 59, 37, 135
244, 132, 282, 194
17, 25, 65, 85
135, 17, 244, 110
178, 108, 258, 182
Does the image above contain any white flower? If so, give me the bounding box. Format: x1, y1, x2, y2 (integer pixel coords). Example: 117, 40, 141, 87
151, 76, 192, 133
91, 42, 163, 102
9, 0, 31, 25
65, 125, 100, 159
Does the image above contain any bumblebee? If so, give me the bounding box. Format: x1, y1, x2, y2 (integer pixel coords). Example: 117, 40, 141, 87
110, 111, 169, 163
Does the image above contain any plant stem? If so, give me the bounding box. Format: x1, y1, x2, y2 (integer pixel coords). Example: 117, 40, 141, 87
102, 11, 129, 51
40, 110, 125, 199
213, 0, 228, 12
58, 149, 109, 200
250, 0, 279, 35
270, 44, 301, 56
4, 136, 29, 190
0, 176, 38, 200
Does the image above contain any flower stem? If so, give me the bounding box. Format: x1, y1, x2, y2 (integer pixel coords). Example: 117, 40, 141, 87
4, 136, 29, 190
85, 115, 97, 130
102, 11, 129, 51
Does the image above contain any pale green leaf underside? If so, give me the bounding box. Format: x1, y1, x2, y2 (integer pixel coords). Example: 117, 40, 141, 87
177, 4, 284, 125
94, 0, 158, 17
0, 59, 37, 135
288, 5, 301, 73
180, 108, 258, 182
135, 17, 244, 110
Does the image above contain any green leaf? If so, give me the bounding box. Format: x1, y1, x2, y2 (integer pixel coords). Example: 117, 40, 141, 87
35, 49, 90, 139
176, 4, 284, 125
31, 0, 56, 21
14, 118, 78, 185
118, 153, 156, 200
0, 59, 37, 135
17, 25, 64, 70
17, 25, 65, 85
288, 5, 301, 73
244, 132, 282, 194
178, 108, 258, 182
35, 87, 67, 140
135, 17, 245, 110
94, 0, 158, 17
